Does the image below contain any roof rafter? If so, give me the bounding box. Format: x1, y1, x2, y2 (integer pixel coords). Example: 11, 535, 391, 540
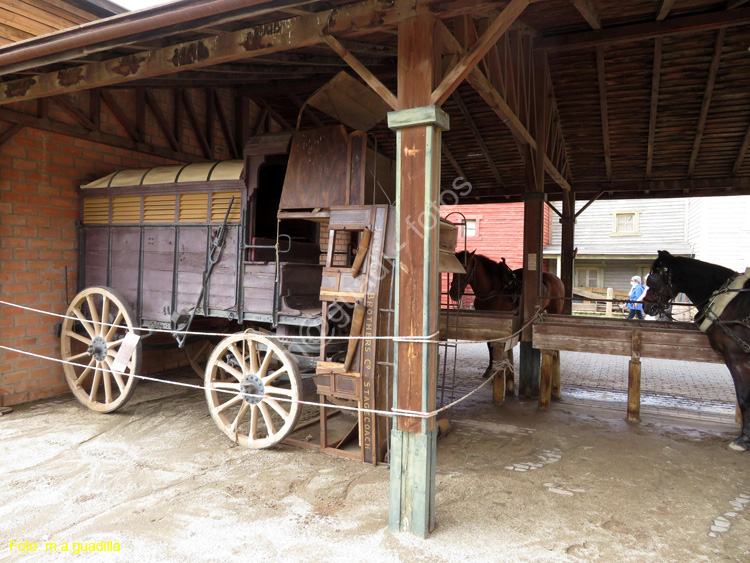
539, 6, 750, 52
687, 28, 725, 177
732, 121, 750, 176
570, 0, 601, 30
656, 0, 675, 21
452, 90, 504, 187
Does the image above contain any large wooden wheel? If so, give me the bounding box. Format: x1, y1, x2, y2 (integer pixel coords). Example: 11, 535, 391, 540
61, 286, 141, 413
204, 332, 302, 448
184, 338, 212, 378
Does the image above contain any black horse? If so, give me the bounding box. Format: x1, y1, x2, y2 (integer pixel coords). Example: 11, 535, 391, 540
642, 250, 750, 451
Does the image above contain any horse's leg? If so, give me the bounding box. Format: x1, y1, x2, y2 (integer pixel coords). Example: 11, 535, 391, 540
726, 360, 750, 451
482, 342, 494, 379
504, 348, 515, 396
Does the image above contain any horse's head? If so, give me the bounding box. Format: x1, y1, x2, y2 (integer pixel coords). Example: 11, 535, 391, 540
642, 250, 676, 317
449, 250, 477, 301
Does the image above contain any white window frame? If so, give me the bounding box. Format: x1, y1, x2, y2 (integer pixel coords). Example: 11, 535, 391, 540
611, 210, 642, 236
461, 218, 478, 238
574, 266, 602, 288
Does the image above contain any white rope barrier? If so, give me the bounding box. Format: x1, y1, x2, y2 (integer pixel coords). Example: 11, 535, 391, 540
0, 343, 506, 420
0, 298, 535, 347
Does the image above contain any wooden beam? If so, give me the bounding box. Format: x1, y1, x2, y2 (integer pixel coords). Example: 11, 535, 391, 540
656, 0, 675, 20
687, 29, 725, 177
135, 88, 146, 142
100, 89, 139, 141
144, 89, 181, 153
213, 92, 239, 159
323, 35, 398, 110
572, 177, 750, 193
51, 94, 95, 130
182, 90, 212, 159
173, 88, 183, 148
539, 6, 750, 52
437, 20, 569, 191
596, 47, 612, 182
0, 0, 422, 106
732, 121, 750, 176
570, 0, 601, 30
646, 38, 662, 179
441, 143, 470, 186
234, 92, 249, 156
89, 89, 101, 130
727, 0, 749, 8
431, 0, 529, 106
0, 123, 24, 146
251, 106, 269, 136
452, 90, 503, 186
252, 97, 292, 130
0, 106, 193, 161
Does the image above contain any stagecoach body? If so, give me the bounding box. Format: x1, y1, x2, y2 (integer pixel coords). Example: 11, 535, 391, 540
64, 125, 412, 463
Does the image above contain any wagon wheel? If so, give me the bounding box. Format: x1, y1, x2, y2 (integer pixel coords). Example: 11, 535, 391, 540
184, 338, 213, 378
60, 286, 141, 413
204, 332, 303, 448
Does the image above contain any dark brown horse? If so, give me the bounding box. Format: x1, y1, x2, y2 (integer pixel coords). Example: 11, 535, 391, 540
449, 251, 566, 381
642, 250, 750, 451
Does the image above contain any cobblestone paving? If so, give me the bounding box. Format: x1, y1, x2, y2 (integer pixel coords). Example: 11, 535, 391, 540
438, 343, 737, 421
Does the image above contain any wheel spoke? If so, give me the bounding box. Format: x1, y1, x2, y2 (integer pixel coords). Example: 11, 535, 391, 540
105, 359, 126, 392
100, 296, 110, 337
104, 311, 123, 341
258, 349, 273, 378
249, 340, 260, 373
107, 337, 125, 350
65, 330, 91, 346
249, 404, 259, 440
103, 369, 112, 404
216, 360, 244, 382
67, 350, 91, 362
228, 343, 248, 374
264, 385, 293, 397
258, 401, 276, 435
86, 295, 101, 335
262, 367, 287, 385
212, 381, 241, 392
230, 402, 250, 433
73, 309, 96, 339
75, 358, 97, 386
265, 397, 291, 421
213, 394, 242, 415
89, 362, 102, 401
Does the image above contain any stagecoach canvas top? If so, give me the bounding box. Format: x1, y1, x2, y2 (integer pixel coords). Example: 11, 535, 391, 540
0, 0, 748, 204
81, 160, 245, 189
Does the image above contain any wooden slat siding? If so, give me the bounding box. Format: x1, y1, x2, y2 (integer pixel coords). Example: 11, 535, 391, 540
110, 228, 141, 312
596, 47, 612, 182
646, 38, 663, 179
206, 229, 238, 311
0, 7, 56, 37
175, 228, 208, 314
686, 197, 750, 273
687, 29, 726, 177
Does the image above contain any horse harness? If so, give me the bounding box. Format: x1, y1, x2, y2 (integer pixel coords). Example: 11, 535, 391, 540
694, 268, 750, 353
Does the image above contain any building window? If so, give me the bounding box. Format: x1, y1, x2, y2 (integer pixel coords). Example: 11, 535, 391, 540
575, 267, 600, 288
611, 210, 641, 236
461, 219, 477, 238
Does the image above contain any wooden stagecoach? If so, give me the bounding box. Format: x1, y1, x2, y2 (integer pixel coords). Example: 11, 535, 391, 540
60, 124, 417, 463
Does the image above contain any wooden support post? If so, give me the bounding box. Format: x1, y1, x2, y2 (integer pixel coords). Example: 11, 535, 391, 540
627, 330, 642, 423
560, 191, 575, 315
606, 287, 614, 317
539, 349, 553, 409
551, 350, 561, 400
388, 14, 445, 539
491, 344, 507, 405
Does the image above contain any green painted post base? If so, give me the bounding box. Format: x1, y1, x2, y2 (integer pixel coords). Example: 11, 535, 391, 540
388, 428, 437, 537
519, 341, 541, 398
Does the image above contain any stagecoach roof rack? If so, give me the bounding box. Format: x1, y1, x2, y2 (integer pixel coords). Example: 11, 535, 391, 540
81, 160, 245, 189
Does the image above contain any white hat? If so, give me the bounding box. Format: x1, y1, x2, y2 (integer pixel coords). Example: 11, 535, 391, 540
631, 275, 641, 283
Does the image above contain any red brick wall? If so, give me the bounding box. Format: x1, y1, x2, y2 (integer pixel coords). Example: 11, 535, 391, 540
0, 89, 253, 407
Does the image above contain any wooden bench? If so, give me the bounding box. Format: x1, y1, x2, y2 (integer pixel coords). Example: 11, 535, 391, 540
532, 314, 723, 422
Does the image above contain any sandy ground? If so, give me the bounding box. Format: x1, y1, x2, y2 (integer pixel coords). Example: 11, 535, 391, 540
2, 348, 750, 562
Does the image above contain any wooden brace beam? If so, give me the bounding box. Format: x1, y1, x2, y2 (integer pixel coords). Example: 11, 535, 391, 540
570, 0, 601, 30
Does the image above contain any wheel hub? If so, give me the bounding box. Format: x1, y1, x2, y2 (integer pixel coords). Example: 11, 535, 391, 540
88, 336, 108, 361
240, 373, 264, 405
